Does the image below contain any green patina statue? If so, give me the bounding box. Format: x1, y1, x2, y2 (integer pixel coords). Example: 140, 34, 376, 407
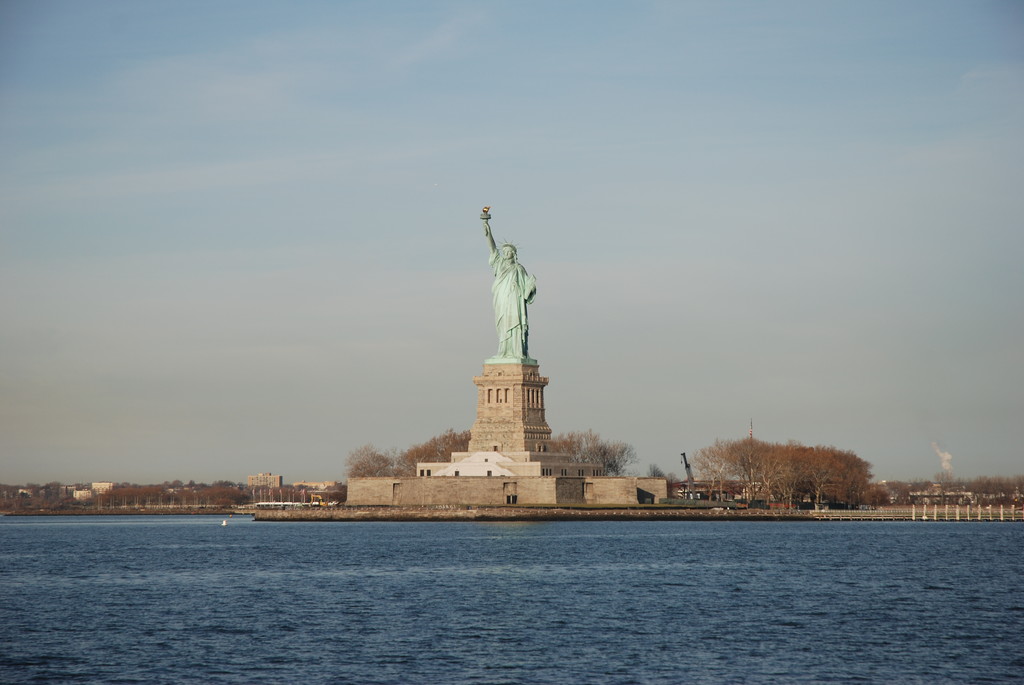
481, 207, 536, 364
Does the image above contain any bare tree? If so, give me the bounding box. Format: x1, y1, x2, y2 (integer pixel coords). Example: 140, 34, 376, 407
798, 446, 838, 510
550, 429, 637, 475
773, 442, 811, 507
730, 437, 775, 503
830, 448, 873, 505
346, 444, 400, 478
396, 429, 471, 476
883, 480, 912, 505
757, 442, 789, 505
693, 439, 732, 501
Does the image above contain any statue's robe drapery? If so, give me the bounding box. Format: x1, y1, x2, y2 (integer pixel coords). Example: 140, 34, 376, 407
489, 250, 536, 360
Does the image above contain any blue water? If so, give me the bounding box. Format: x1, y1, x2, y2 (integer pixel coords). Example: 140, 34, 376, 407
1, 517, 1021, 684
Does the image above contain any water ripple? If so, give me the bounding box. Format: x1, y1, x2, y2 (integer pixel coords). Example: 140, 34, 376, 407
1, 518, 1021, 683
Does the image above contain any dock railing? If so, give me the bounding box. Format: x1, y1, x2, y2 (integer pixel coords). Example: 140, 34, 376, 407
811, 504, 1022, 521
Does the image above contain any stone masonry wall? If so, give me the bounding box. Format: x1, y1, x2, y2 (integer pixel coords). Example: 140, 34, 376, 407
347, 476, 665, 506
468, 363, 552, 453
586, 477, 669, 505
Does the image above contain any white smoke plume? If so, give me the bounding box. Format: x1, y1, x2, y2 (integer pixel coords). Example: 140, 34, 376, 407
931, 442, 953, 474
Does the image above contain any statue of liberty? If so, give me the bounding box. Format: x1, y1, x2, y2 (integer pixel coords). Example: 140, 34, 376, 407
481, 207, 536, 363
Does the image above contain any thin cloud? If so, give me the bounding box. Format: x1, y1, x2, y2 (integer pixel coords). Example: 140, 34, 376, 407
387, 10, 486, 71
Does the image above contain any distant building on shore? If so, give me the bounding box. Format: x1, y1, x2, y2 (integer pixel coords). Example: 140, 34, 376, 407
91, 482, 114, 494
292, 481, 337, 490
247, 473, 283, 488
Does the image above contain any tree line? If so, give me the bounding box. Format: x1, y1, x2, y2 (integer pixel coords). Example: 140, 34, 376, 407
2, 480, 279, 511
94, 485, 250, 508
345, 428, 637, 477
882, 475, 1024, 506
692, 437, 882, 508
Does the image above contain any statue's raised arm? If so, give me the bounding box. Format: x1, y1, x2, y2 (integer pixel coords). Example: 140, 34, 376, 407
481, 206, 497, 255
479, 207, 537, 363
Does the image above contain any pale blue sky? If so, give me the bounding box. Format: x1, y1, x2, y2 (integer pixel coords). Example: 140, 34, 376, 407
2, 1, 1022, 484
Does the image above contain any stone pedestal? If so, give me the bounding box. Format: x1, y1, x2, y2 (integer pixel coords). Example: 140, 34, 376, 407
467, 362, 553, 454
